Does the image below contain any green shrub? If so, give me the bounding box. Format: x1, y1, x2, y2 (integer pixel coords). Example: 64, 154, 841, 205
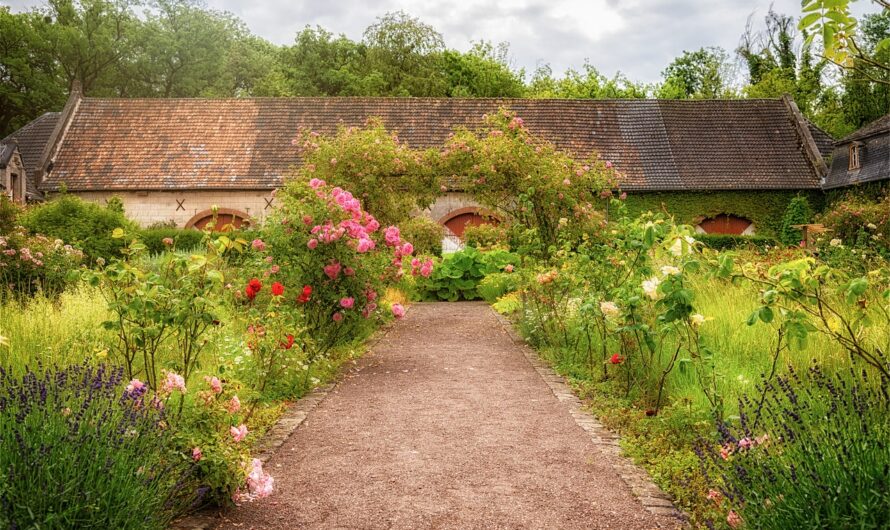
140, 227, 206, 254
20, 195, 137, 263
696, 234, 777, 251
817, 191, 890, 258
463, 222, 510, 250
0, 195, 20, 235
0, 362, 200, 529
399, 216, 443, 256
779, 195, 813, 246
477, 271, 519, 302
417, 247, 518, 301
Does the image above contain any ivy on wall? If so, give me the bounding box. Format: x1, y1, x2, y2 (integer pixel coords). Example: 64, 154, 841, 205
825, 180, 889, 206
619, 190, 825, 238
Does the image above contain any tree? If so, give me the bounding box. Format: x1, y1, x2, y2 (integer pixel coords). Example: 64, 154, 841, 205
799, 0, 889, 84
0, 7, 66, 136
361, 10, 447, 96
441, 41, 525, 97
840, 11, 890, 127
658, 47, 731, 99
280, 26, 368, 96
527, 63, 647, 99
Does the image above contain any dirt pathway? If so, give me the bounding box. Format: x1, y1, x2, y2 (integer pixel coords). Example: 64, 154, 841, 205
217, 302, 680, 529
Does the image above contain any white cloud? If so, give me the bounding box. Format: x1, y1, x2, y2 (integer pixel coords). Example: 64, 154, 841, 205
3, 0, 883, 83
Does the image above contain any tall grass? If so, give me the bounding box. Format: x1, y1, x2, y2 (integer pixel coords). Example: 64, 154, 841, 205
0, 287, 111, 371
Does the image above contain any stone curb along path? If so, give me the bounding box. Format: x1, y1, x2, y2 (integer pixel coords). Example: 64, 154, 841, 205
491, 311, 686, 523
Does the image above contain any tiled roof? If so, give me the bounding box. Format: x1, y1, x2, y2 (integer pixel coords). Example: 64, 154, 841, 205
41, 97, 822, 192
2, 112, 61, 199
806, 120, 836, 159
824, 127, 889, 190
0, 143, 14, 169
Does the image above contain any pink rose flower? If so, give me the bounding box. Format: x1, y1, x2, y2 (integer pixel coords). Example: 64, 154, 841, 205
227, 395, 241, 414
192, 447, 203, 461
391, 303, 406, 319
126, 379, 145, 393
161, 371, 186, 394
309, 178, 325, 189
340, 297, 355, 309
204, 376, 222, 394
307, 238, 318, 250
230, 424, 248, 442
323, 262, 342, 280
251, 239, 266, 251
332, 312, 343, 322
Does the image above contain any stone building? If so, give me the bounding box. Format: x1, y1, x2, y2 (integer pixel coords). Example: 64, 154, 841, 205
823, 114, 890, 191
4, 86, 847, 239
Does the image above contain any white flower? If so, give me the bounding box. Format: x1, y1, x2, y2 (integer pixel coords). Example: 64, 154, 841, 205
690, 314, 706, 327
669, 235, 696, 256
867, 223, 878, 230
642, 276, 662, 300
599, 301, 620, 317
661, 265, 681, 276
829, 238, 842, 247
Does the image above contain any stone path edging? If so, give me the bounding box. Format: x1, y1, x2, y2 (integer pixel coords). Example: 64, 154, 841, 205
491, 309, 686, 523
170, 324, 393, 530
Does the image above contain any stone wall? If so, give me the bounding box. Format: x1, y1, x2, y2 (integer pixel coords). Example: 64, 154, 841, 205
74, 190, 276, 227
426, 192, 483, 222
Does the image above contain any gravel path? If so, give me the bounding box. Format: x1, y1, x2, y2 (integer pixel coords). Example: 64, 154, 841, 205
216, 302, 680, 529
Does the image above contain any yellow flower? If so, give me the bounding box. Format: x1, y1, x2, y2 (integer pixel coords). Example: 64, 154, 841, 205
95, 349, 108, 360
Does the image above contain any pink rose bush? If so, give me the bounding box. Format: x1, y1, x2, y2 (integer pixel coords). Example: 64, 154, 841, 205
0, 227, 83, 295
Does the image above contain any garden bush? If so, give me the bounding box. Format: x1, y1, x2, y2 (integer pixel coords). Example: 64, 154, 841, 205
417, 246, 517, 301
399, 216, 443, 256
696, 233, 776, 251
140, 227, 207, 254
779, 195, 812, 246
20, 194, 138, 263
0, 194, 19, 235
0, 227, 84, 297
0, 362, 201, 529
476, 271, 519, 302
817, 191, 890, 258
463, 222, 510, 250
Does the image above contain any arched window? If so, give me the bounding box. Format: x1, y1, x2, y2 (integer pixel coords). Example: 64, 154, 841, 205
696, 214, 754, 235
185, 208, 251, 231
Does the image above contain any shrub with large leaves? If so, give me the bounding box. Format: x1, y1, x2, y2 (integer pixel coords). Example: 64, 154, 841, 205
418, 247, 517, 301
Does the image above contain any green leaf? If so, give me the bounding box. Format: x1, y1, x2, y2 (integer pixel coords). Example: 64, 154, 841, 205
799, 12, 822, 29
112, 228, 125, 239
759, 306, 774, 324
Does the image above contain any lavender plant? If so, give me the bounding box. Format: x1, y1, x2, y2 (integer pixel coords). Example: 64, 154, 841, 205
0, 362, 200, 529
697, 364, 890, 529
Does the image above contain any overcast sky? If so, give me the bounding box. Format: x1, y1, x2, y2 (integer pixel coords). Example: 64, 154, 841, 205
3, 0, 880, 83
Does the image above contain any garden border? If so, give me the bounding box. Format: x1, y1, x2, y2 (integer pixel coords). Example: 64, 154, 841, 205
170, 323, 394, 530
492, 309, 687, 523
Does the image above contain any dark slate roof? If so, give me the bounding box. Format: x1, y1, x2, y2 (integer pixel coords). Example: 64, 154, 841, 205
41, 97, 823, 192
806, 120, 836, 159
0, 143, 14, 169
823, 126, 889, 190
838, 114, 890, 143
2, 112, 61, 199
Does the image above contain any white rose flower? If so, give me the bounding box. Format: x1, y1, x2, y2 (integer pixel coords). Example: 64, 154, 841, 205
669, 235, 696, 256
867, 223, 878, 230
829, 238, 842, 247
642, 276, 662, 300
690, 314, 706, 327
599, 301, 620, 317
661, 265, 681, 276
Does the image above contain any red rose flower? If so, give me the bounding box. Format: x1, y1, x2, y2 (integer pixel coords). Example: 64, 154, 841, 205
297, 285, 312, 303
279, 334, 295, 350
271, 282, 284, 296
245, 285, 257, 300
609, 353, 624, 365
248, 278, 262, 292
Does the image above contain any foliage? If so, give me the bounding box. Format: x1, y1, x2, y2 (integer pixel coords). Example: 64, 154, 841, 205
140, 227, 206, 254
476, 271, 519, 303
696, 234, 776, 251
441, 42, 526, 97
527, 62, 647, 99
0, 362, 200, 529
20, 194, 138, 263
417, 247, 517, 301
799, 0, 889, 80
262, 178, 420, 361
441, 108, 611, 256
657, 47, 732, 99
698, 365, 890, 529
399, 216, 443, 256
0, 195, 20, 235
0, 227, 84, 297
463, 222, 510, 250
294, 118, 441, 225
818, 188, 890, 258
621, 190, 824, 239
779, 195, 813, 246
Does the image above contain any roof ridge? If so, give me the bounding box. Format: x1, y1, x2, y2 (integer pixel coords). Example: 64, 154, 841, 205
76, 96, 788, 104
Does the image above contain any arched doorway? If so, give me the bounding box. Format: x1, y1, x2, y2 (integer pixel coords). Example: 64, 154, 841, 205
185, 208, 251, 231
696, 214, 755, 235
439, 207, 494, 239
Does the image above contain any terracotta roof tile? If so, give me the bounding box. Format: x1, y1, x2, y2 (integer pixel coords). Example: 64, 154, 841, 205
3, 112, 60, 199
41, 97, 822, 192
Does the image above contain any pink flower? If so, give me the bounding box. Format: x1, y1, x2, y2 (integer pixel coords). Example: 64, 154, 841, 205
307, 238, 318, 250
251, 239, 266, 251
726, 510, 743, 529
227, 395, 241, 414
332, 312, 343, 322
356, 238, 374, 253
161, 371, 186, 394
505, 264, 514, 273
340, 297, 355, 309
204, 376, 222, 394
707, 489, 722, 503
399, 242, 414, 256
323, 262, 342, 280
329, 157, 337, 166
391, 303, 406, 319
738, 437, 754, 450
563, 178, 571, 186
162, 237, 174, 246
270, 264, 280, 274
246, 458, 275, 500
343, 267, 355, 276
384, 226, 401, 247
230, 424, 248, 442
605, 160, 613, 169
126, 379, 145, 393
302, 214, 313, 225
309, 178, 325, 189
192, 447, 203, 461
420, 260, 433, 278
